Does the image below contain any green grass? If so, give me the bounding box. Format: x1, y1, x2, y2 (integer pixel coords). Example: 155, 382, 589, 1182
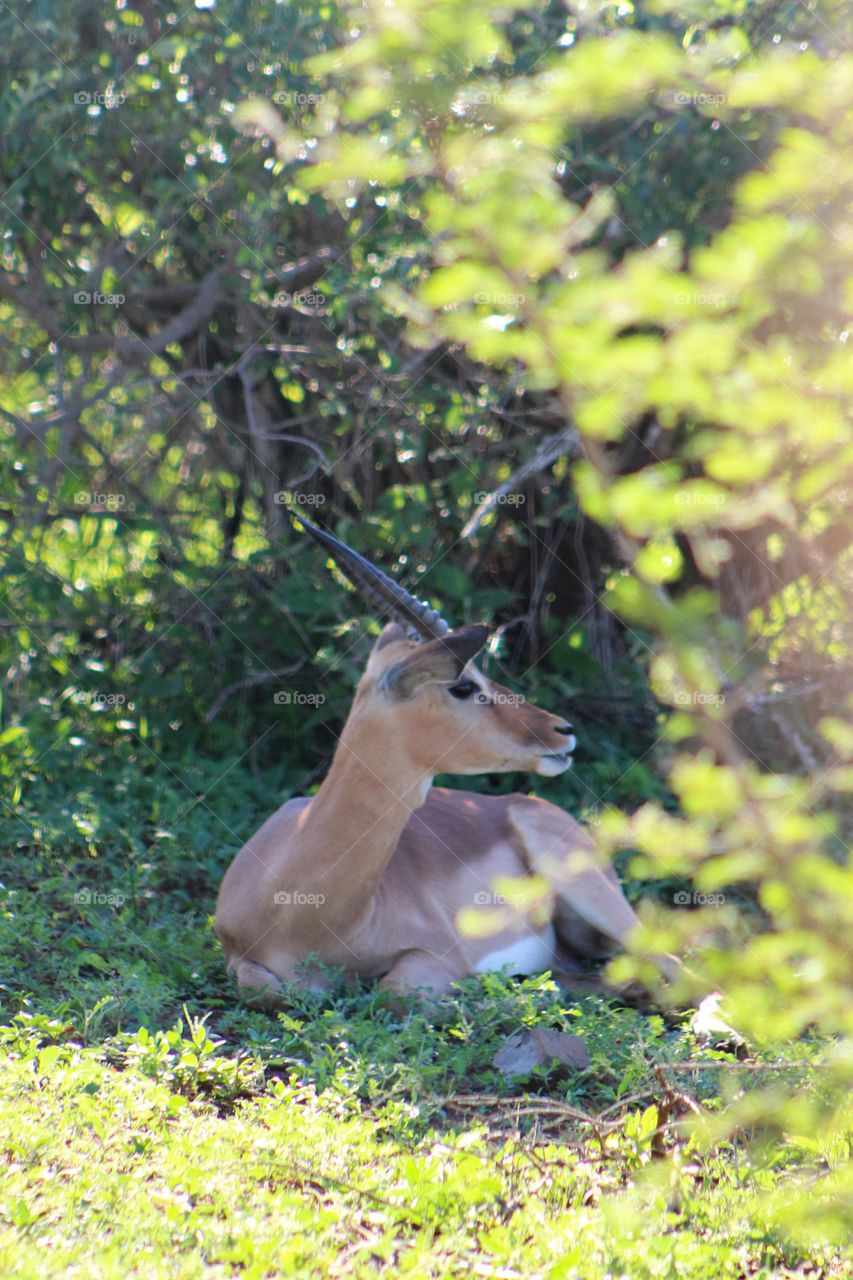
0, 729, 850, 1278
1, 1000, 848, 1279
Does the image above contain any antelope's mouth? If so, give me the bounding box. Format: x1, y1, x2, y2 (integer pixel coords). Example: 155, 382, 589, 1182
536, 750, 574, 776
541, 731, 575, 760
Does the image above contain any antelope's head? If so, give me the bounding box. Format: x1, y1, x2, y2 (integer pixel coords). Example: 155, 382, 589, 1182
358, 624, 576, 777
293, 514, 576, 779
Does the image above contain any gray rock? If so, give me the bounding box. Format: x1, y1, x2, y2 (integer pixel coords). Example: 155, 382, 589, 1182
492, 1028, 591, 1078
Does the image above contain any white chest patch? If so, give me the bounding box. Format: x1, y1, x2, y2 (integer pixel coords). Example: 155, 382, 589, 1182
474, 925, 557, 977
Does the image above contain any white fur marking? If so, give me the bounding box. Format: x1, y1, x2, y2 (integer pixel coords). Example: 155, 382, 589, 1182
475, 925, 557, 976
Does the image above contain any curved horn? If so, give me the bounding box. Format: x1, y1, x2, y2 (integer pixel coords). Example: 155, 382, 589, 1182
290, 511, 451, 640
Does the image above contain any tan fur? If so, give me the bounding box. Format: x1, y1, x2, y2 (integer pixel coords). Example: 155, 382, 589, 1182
215, 623, 662, 999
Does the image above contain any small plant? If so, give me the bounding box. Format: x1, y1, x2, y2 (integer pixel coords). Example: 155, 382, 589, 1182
109, 1008, 265, 1102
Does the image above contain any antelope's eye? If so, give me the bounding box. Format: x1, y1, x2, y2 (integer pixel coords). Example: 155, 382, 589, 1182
448, 680, 479, 701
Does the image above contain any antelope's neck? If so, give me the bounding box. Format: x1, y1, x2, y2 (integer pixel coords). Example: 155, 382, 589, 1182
290, 720, 431, 923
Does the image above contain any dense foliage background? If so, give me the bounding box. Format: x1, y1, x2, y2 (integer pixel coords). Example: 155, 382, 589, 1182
0, 0, 851, 1274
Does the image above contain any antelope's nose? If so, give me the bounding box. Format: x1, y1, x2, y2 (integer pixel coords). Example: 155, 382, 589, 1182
554, 722, 574, 736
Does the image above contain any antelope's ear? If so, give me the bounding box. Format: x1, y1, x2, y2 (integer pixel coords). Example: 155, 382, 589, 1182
380, 625, 490, 700
371, 623, 409, 654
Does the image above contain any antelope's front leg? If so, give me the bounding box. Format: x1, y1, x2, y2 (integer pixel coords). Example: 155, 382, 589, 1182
509, 797, 680, 985
230, 954, 334, 1004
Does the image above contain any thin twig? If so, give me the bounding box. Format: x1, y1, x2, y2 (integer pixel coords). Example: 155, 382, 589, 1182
461, 426, 581, 539
204, 663, 308, 723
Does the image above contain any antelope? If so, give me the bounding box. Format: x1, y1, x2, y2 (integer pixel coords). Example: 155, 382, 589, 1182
215, 516, 672, 1002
